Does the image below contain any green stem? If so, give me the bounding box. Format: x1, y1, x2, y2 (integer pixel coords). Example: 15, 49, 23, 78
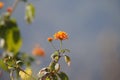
50, 42, 57, 51
10, 70, 14, 80
60, 40, 62, 50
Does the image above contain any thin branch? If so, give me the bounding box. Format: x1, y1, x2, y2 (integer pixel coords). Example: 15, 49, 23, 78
50, 42, 57, 51
10, 0, 20, 15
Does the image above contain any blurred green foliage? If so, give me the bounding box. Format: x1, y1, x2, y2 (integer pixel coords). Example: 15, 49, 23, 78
0, 0, 71, 80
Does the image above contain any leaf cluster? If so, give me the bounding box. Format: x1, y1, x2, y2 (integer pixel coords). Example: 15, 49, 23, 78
0, 0, 71, 80
0, 0, 36, 79
38, 40, 71, 80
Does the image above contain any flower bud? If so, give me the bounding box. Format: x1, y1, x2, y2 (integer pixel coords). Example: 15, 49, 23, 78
7, 7, 13, 13
47, 37, 53, 42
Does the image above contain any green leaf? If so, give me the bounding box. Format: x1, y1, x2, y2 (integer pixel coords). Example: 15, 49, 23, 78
6, 57, 16, 68
46, 77, 51, 80
64, 49, 70, 53
49, 61, 56, 72
40, 72, 50, 80
55, 63, 60, 72
57, 72, 69, 80
38, 67, 50, 79
51, 74, 58, 80
64, 55, 71, 66
6, 28, 22, 55
0, 18, 22, 55
28, 56, 34, 62
41, 74, 58, 80
25, 3, 35, 24
51, 51, 59, 61
16, 60, 23, 65
0, 59, 8, 71
60, 49, 70, 54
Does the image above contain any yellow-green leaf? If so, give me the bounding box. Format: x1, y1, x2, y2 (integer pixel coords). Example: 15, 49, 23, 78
6, 28, 22, 55
19, 68, 33, 80
51, 51, 59, 61
64, 55, 71, 66
51, 74, 58, 80
49, 61, 56, 72
60, 49, 70, 53
55, 63, 60, 72
0, 18, 22, 55
0, 59, 8, 71
25, 3, 35, 24
57, 72, 69, 80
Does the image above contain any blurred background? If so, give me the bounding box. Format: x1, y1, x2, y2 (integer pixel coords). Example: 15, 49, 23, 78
0, 0, 120, 80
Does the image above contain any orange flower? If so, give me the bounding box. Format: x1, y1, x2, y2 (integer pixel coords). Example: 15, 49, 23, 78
32, 45, 45, 57
53, 31, 68, 40
0, 2, 4, 9
47, 37, 53, 42
7, 7, 13, 13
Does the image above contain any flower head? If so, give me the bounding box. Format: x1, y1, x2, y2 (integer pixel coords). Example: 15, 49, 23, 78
47, 37, 53, 42
32, 45, 45, 57
0, 2, 4, 9
53, 31, 68, 40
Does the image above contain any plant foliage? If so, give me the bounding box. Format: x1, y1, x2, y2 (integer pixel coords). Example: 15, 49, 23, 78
0, 0, 71, 80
